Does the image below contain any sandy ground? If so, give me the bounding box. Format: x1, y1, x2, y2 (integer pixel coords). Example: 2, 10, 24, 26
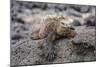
10, 0, 96, 66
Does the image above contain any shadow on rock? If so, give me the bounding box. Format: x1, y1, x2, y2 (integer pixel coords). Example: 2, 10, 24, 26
71, 40, 95, 56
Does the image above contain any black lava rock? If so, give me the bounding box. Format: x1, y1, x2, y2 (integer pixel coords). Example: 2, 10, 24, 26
12, 35, 24, 40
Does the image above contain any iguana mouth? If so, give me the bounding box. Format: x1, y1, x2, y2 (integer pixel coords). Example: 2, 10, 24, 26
69, 27, 75, 30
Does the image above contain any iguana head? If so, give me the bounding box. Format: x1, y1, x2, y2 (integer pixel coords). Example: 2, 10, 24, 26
56, 16, 77, 38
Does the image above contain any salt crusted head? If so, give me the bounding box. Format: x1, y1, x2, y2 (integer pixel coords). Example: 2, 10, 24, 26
53, 16, 77, 38
59, 17, 74, 28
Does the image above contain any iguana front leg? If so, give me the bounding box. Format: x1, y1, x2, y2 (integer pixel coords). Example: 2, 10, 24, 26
46, 32, 62, 44
31, 29, 40, 40
31, 29, 49, 40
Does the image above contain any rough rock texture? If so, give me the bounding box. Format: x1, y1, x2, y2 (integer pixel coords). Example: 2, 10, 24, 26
10, 0, 96, 66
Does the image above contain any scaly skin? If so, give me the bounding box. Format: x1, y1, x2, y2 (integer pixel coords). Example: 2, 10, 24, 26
31, 16, 77, 42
